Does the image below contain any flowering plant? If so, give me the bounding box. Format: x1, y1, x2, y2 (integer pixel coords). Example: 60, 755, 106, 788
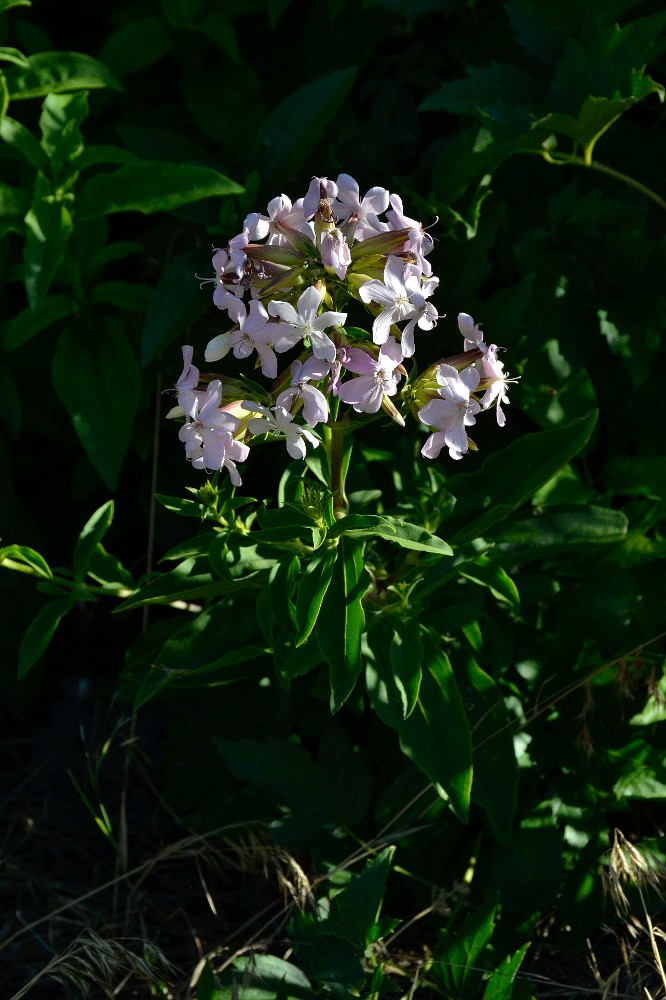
170, 174, 514, 501
152, 174, 519, 812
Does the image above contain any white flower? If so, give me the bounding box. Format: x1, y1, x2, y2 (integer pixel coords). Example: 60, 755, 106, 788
205, 299, 299, 379
478, 344, 514, 427
458, 312, 487, 353
418, 364, 481, 460
359, 256, 434, 352
386, 194, 434, 276
336, 337, 404, 414
244, 194, 311, 245
276, 359, 329, 426
320, 228, 352, 280
244, 402, 320, 460
178, 380, 249, 482
333, 173, 389, 241
267, 285, 346, 363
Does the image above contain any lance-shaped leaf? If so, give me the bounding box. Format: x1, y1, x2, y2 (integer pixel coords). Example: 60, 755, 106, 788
23, 174, 73, 307
4, 51, 121, 99
77, 161, 243, 218
52, 318, 140, 490
141, 248, 210, 364
317, 537, 368, 712
18, 596, 75, 679
329, 513, 452, 555
254, 66, 358, 177
72, 500, 114, 581
443, 410, 598, 545
295, 546, 337, 647
0, 544, 53, 579
397, 632, 472, 823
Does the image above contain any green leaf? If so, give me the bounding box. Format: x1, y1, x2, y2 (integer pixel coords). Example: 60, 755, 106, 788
398, 633, 472, 823
72, 500, 114, 581
18, 596, 74, 678
23, 174, 73, 307
217, 955, 314, 1000
77, 161, 243, 218
254, 66, 358, 176
0, 46, 30, 68
329, 513, 452, 555
0, 0, 32, 12
603, 456, 666, 500
294, 546, 337, 646
4, 294, 76, 351
87, 543, 135, 589
317, 537, 368, 712
483, 944, 531, 1000
329, 847, 395, 947
0, 114, 51, 171
389, 618, 423, 718
0, 180, 28, 218
460, 657, 518, 842
90, 280, 153, 311
459, 555, 521, 609
443, 411, 598, 545
433, 899, 498, 999
115, 559, 232, 612
155, 493, 206, 518
0, 544, 53, 578
4, 52, 121, 99
141, 249, 209, 365
99, 17, 177, 78
493, 505, 628, 564
52, 319, 141, 490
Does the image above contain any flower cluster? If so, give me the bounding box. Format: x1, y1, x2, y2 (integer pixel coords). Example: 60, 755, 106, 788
169, 174, 515, 482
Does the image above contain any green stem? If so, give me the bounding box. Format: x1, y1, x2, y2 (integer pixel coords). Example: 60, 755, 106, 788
329, 423, 349, 519
531, 149, 666, 213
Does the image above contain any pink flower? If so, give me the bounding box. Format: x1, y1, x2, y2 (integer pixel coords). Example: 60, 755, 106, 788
320, 228, 352, 280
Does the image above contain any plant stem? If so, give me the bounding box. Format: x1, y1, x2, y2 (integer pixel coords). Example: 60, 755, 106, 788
532, 149, 666, 213
328, 421, 349, 519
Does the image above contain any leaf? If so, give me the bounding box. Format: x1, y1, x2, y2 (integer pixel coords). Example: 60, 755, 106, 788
155, 493, 206, 518
220, 955, 314, 1000
0, 544, 53, 578
0, 114, 49, 171
398, 633, 472, 823
294, 546, 337, 646
432, 899, 498, 999
317, 537, 368, 712
4, 52, 121, 99
389, 618, 423, 718
461, 657, 518, 842
140, 249, 209, 365
483, 943, 531, 1000
99, 17, 177, 78
52, 318, 141, 490
328, 847, 395, 946
493, 505, 628, 564
90, 280, 153, 311
114, 559, 231, 612
459, 555, 521, 609
87, 543, 135, 589
329, 513, 452, 555
443, 411, 599, 544
0, 0, 32, 11
254, 67, 358, 176
0, 47, 30, 68
603, 456, 666, 500
18, 596, 74, 678
23, 174, 73, 307
77, 161, 243, 219
4, 294, 76, 351
72, 500, 114, 581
